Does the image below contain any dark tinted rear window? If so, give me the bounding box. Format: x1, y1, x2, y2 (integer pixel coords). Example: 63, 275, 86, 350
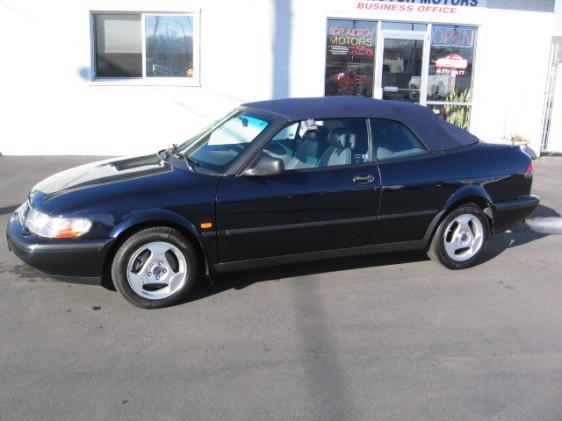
372, 119, 427, 161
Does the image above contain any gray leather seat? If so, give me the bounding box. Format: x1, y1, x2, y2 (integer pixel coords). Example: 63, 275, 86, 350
317, 128, 355, 167
285, 126, 327, 169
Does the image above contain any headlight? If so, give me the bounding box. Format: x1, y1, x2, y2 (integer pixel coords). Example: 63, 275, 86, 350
25, 208, 92, 239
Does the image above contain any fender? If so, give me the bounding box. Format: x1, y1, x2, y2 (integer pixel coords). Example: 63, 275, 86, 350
110, 208, 200, 239
109, 208, 217, 272
423, 184, 494, 245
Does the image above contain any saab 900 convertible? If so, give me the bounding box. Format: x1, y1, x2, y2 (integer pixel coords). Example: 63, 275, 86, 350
6, 97, 539, 308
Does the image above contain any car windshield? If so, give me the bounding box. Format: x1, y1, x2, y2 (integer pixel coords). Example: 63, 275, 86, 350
177, 111, 272, 172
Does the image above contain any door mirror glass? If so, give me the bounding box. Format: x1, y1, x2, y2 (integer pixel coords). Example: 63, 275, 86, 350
243, 155, 285, 177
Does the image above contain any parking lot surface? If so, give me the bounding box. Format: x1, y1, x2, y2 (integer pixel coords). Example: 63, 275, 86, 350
1, 155, 562, 420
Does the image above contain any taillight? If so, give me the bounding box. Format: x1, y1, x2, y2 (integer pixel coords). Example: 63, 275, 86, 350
524, 161, 534, 177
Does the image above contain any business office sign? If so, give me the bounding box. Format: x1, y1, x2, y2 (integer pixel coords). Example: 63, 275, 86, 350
355, 0, 487, 15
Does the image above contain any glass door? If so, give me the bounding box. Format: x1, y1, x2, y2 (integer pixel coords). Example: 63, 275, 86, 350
374, 31, 429, 104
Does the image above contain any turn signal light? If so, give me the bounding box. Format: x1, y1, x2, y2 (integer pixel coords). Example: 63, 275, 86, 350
524, 162, 534, 177
53, 226, 89, 239
200, 222, 213, 230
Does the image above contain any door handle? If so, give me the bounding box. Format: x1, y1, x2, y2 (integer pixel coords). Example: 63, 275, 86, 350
353, 174, 375, 184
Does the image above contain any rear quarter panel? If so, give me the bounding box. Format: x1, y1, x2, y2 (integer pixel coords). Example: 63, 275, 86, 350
377, 142, 531, 243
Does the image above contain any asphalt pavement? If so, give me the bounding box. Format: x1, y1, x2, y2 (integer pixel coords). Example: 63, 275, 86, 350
1, 155, 562, 420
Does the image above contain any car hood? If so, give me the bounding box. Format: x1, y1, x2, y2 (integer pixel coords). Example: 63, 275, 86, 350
32, 154, 171, 197
27, 153, 211, 216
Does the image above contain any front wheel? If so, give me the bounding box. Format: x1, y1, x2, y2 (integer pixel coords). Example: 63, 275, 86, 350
428, 204, 490, 269
111, 227, 200, 308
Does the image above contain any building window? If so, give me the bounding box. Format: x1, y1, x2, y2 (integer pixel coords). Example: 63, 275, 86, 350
325, 19, 377, 97
95, 14, 142, 77
427, 25, 477, 129
323, 19, 479, 130
92, 12, 198, 82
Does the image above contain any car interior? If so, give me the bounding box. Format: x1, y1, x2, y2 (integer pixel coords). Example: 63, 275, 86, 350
262, 118, 369, 170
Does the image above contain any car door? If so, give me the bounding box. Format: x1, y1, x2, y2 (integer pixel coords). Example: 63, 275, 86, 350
372, 118, 455, 244
215, 118, 382, 264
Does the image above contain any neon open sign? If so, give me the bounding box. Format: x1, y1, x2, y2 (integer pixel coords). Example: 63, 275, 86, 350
432, 26, 475, 48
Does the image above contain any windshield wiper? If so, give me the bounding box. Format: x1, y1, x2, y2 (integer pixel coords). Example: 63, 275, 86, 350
157, 144, 177, 160
160, 144, 199, 172
157, 147, 170, 161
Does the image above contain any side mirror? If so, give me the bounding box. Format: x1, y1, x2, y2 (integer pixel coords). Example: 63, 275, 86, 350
243, 155, 284, 177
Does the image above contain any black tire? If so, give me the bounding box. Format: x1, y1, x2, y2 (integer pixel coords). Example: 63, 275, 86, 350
111, 227, 200, 308
428, 204, 490, 270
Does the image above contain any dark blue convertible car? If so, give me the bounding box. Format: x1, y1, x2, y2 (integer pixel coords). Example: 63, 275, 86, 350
7, 97, 539, 308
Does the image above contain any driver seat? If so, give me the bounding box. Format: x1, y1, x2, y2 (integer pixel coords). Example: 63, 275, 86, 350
317, 128, 355, 167
285, 126, 327, 170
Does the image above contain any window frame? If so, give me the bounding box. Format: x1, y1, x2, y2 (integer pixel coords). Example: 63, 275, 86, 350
89, 10, 201, 86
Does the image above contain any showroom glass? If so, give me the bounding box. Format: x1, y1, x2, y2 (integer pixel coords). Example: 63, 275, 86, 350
382, 38, 424, 103
428, 103, 472, 130
94, 13, 196, 79
262, 119, 369, 170
179, 112, 272, 171
371, 119, 427, 161
325, 19, 377, 97
427, 25, 477, 129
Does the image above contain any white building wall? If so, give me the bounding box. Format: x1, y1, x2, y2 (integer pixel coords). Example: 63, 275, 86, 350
469, 7, 553, 148
0, 0, 276, 157
0, 0, 556, 156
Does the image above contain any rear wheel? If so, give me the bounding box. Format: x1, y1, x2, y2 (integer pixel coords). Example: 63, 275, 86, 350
111, 227, 199, 308
428, 204, 489, 269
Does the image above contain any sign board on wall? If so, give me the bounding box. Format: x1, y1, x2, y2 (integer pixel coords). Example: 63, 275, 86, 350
355, 0, 487, 15
328, 25, 376, 57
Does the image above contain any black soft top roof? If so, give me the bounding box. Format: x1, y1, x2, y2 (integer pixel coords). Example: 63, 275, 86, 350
241, 96, 478, 152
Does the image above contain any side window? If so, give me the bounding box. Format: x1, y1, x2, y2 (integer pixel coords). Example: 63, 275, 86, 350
372, 119, 427, 161
261, 119, 369, 171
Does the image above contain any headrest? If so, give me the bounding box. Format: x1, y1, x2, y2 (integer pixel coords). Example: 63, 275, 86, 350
327, 128, 356, 149
301, 125, 327, 142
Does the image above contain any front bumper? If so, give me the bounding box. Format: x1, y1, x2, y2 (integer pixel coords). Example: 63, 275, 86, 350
493, 194, 540, 232
6, 216, 113, 277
